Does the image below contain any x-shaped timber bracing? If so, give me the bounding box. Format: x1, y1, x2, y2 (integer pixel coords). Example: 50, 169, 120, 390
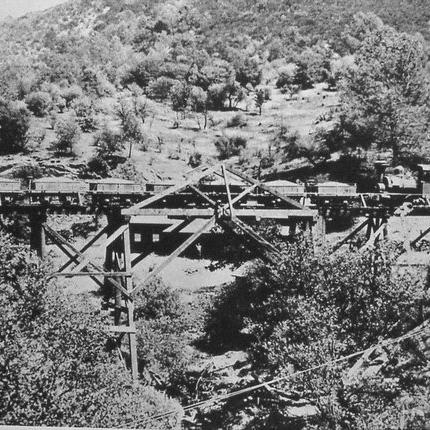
45, 164, 315, 380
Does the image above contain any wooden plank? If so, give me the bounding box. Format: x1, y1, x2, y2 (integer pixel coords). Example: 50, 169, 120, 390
122, 164, 219, 214
123, 227, 138, 381
226, 166, 307, 210
222, 164, 234, 218
128, 208, 315, 218
72, 224, 129, 273
410, 225, 430, 247
230, 216, 280, 255
43, 224, 130, 298
361, 222, 388, 251
219, 218, 279, 264
59, 225, 109, 272
332, 218, 370, 251
189, 185, 217, 206
131, 217, 216, 295
45, 228, 105, 289
163, 219, 188, 233
230, 184, 258, 205
107, 325, 137, 334
48, 271, 132, 278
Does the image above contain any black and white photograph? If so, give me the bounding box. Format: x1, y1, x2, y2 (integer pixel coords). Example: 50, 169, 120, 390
1, 1, 430, 429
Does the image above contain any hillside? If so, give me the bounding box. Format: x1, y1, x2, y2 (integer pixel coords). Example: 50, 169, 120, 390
0, 0, 427, 184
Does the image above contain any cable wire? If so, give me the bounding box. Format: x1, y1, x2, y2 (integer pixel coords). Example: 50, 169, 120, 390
123, 320, 429, 429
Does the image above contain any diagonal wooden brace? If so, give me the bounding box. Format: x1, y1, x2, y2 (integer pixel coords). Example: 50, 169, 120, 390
123, 164, 220, 214
131, 216, 216, 295
226, 166, 307, 210
59, 225, 109, 272
72, 224, 129, 273
44, 224, 131, 298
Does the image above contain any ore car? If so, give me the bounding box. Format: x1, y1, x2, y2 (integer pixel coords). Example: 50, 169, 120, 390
145, 181, 176, 194
316, 181, 357, 196
0, 177, 22, 193
264, 179, 305, 196
32, 177, 88, 193
88, 178, 141, 194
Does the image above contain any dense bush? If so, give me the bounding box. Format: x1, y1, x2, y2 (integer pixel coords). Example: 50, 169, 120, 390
71, 96, 97, 132
148, 77, 177, 101
204, 237, 430, 427
86, 155, 110, 177
134, 277, 190, 389
337, 20, 430, 164
134, 277, 182, 321
61, 85, 84, 108
214, 135, 247, 160
0, 99, 31, 154
0, 232, 183, 429
25, 91, 52, 117
94, 123, 124, 159
52, 114, 81, 155
226, 113, 247, 128
188, 150, 202, 168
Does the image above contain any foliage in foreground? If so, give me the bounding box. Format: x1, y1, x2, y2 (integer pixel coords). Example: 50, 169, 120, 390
204, 237, 430, 428
0, 233, 182, 429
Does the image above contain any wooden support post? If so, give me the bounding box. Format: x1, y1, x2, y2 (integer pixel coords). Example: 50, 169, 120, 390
312, 214, 326, 247
290, 220, 297, 237
104, 209, 123, 322
366, 216, 374, 241
30, 210, 47, 258
222, 164, 234, 218
123, 226, 138, 381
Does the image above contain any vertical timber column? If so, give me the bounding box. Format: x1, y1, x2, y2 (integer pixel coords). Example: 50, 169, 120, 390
366, 215, 374, 242
104, 208, 122, 323
123, 219, 138, 381
30, 210, 47, 259
312, 214, 326, 248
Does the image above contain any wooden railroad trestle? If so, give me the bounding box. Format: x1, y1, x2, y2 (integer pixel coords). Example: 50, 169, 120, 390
10, 165, 430, 380
39, 164, 318, 380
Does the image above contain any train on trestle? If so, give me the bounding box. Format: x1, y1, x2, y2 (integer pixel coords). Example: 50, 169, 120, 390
0, 162, 428, 209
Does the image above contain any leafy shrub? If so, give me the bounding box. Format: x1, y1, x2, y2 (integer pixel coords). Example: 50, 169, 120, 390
94, 123, 123, 159
13, 164, 43, 186
112, 159, 145, 184
135, 277, 182, 321
204, 237, 430, 427
272, 124, 302, 161
25, 91, 52, 117
0, 99, 31, 154
134, 277, 190, 388
148, 77, 177, 101
276, 70, 295, 89
207, 83, 227, 110
25, 127, 46, 150
188, 151, 202, 168
234, 56, 262, 88
71, 96, 97, 132
0, 232, 183, 428
52, 114, 81, 155
61, 85, 83, 108
255, 88, 266, 115
226, 113, 247, 128
86, 156, 110, 177
214, 135, 247, 160
170, 81, 190, 113
137, 316, 191, 389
